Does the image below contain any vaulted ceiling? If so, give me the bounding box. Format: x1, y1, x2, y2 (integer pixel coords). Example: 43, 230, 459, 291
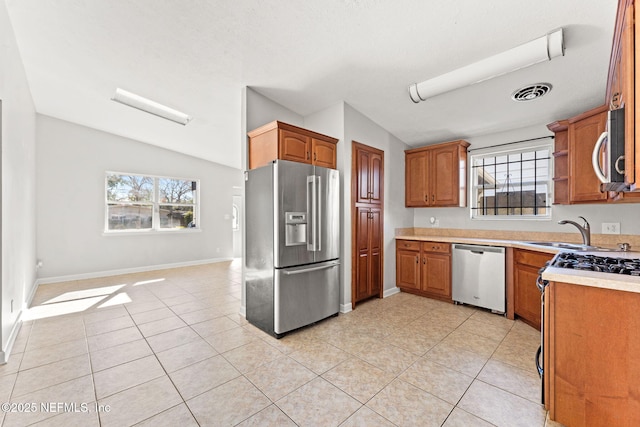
5, 0, 617, 169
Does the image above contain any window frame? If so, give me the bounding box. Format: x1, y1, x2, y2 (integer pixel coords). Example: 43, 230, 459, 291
105, 171, 200, 233
469, 141, 553, 221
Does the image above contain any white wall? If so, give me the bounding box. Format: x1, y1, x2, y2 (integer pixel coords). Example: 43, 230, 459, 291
413, 124, 640, 235
36, 115, 242, 280
0, 1, 37, 359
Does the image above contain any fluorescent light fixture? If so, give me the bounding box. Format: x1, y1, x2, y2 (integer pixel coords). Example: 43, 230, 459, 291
112, 88, 192, 125
409, 28, 564, 103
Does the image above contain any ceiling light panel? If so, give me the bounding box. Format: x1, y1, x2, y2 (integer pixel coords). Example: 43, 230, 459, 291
409, 28, 564, 103
111, 88, 192, 125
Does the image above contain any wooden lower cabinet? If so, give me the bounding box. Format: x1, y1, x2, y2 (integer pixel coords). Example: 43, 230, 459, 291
396, 240, 451, 301
354, 207, 382, 303
512, 249, 553, 330
396, 242, 420, 290
545, 281, 640, 426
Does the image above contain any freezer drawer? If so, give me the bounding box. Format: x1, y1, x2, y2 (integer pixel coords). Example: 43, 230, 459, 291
274, 260, 340, 335
452, 244, 505, 313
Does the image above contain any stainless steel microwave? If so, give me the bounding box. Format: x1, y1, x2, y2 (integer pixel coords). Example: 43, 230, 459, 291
592, 107, 627, 192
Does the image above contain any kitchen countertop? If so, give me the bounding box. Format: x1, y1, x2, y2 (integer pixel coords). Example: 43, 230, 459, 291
395, 234, 564, 254
396, 231, 640, 294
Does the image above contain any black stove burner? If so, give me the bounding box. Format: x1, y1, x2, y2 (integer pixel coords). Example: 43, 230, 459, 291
549, 252, 640, 276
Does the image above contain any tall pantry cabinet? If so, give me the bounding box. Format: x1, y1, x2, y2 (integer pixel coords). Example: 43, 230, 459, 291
352, 142, 384, 309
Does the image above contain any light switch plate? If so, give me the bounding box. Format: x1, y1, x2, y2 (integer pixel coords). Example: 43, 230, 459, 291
602, 222, 621, 234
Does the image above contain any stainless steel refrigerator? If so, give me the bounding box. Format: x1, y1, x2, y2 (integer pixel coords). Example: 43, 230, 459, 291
245, 160, 340, 338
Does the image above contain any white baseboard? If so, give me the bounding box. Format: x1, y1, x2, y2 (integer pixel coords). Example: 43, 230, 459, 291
35, 257, 233, 286
239, 305, 246, 317
1, 314, 23, 364
339, 303, 352, 314
383, 287, 400, 298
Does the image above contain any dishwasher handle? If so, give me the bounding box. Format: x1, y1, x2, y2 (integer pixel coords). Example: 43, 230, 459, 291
453, 244, 505, 254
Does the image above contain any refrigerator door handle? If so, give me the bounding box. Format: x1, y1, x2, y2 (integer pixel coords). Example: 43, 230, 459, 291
306, 175, 321, 252
306, 176, 315, 251
282, 261, 340, 275
316, 175, 322, 252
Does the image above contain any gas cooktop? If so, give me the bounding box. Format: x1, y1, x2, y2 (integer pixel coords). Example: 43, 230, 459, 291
550, 252, 640, 276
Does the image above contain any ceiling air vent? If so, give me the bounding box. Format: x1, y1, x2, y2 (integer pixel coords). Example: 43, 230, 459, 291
511, 83, 552, 102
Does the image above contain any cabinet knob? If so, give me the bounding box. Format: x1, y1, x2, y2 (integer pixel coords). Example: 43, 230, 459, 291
423, 257, 426, 264
416, 256, 419, 264
307, 152, 310, 160
314, 152, 317, 161
431, 195, 435, 202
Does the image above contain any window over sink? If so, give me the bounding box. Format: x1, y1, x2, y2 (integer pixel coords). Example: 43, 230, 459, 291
469, 141, 552, 220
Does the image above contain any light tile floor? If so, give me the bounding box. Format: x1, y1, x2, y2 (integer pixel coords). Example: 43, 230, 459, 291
0, 260, 564, 426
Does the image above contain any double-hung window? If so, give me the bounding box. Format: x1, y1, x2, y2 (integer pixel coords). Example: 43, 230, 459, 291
470, 141, 552, 219
106, 172, 199, 232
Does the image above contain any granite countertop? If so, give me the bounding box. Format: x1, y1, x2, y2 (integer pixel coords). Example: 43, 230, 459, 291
395, 231, 640, 293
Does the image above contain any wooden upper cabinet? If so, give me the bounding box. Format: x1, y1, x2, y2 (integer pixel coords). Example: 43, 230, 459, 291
607, 0, 636, 188
405, 140, 470, 207
280, 129, 310, 163
355, 142, 383, 205
431, 144, 461, 206
405, 151, 429, 206
568, 106, 608, 203
311, 138, 337, 169
248, 121, 338, 170
548, 120, 569, 205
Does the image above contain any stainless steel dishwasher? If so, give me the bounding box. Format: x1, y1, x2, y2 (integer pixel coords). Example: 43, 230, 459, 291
452, 244, 506, 313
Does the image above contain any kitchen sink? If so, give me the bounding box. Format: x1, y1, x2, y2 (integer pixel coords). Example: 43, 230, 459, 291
523, 242, 619, 252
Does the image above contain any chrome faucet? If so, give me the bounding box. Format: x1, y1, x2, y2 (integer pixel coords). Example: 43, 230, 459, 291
558, 216, 591, 246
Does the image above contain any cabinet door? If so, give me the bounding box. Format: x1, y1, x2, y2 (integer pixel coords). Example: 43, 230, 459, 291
312, 138, 336, 169
421, 253, 451, 297
406, 151, 429, 207
430, 144, 459, 207
356, 147, 372, 204
514, 263, 542, 330
355, 207, 372, 300
369, 208, 382, 295
369, 152, 383, 205
569, 112, 608, 202
279, 130, 311, 164
396, 249, 420, 290
621, 2, 636, 186
355, 146, 383, 204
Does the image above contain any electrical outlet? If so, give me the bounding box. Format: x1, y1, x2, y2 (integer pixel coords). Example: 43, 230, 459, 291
432, 219, 440, 228
602, 222, 621, 234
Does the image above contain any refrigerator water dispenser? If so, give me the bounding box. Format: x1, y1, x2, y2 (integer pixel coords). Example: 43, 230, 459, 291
285, 212, 307, 246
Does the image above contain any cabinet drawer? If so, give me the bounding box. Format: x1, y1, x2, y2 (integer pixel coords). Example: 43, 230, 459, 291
515, 249, 554, 268
396, 240, 420, 251
421, 241, 451, 254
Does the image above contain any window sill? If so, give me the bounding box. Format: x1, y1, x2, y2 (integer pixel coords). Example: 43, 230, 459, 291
102, 228, 202, 236
471, 216, 552, 221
